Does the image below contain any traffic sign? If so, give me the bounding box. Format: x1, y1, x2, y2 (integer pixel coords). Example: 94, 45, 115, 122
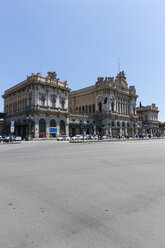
10, 120, 15, 133
11, 120, 15, 127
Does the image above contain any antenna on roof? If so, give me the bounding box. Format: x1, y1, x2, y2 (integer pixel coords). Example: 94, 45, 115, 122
118, 57, 120, 73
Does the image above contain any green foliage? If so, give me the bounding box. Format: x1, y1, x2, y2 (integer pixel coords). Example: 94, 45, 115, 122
159, 122, 165, 128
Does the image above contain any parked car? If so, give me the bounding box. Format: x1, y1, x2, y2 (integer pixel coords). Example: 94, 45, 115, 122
63, 136, 70, 141
57, 136, 64, 141
102, 135, 110, 140
0, 135, 3, 142
71, 134, 83, 141
3, 135, 10, 142
13, 136, 22, 141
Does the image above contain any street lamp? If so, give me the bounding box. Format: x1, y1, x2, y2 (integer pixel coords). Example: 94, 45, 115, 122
26, 114, 34, 140
109, 123, 112, 138
82, 110, 86, 141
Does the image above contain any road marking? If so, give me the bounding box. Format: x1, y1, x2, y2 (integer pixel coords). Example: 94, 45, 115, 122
0, 146, 22, 152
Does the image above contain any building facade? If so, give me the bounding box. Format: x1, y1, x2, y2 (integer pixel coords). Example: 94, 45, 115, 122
136, 103, 159, 136
69, 71, 138, 137
2, 72, 70, 138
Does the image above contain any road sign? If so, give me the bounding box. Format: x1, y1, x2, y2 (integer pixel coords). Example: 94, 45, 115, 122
10, 120, 15, 133
49, 127, 57, 133
11, 120, 14, 126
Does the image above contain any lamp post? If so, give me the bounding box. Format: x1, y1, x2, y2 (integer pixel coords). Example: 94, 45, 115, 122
26, 114, 34, 140
82, 110, 86, 141
109, 123, 112, 138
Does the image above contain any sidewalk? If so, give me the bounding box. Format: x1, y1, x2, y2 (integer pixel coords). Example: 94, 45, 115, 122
69, 137, 165, 143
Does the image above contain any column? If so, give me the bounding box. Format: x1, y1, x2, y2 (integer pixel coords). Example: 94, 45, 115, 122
150, 128, 153, 135
35, 123, 39, 138
66, 117, 69, 136
57, 122, 60, 137
46, 120, 50, 138
114, 100, 117, 112
116, 101, 118, 113
135, 128, 138, 136
132, 126, 134, 137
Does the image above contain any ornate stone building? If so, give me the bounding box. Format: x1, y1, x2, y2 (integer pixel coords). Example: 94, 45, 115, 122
136, 103, 159, 136
69, 71, 138, 137
2, 72, 70, 138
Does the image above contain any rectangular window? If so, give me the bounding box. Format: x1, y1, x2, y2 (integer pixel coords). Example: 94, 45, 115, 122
89, 105, 91, 113
52, 102, 55, 108
92, 104, 95, 113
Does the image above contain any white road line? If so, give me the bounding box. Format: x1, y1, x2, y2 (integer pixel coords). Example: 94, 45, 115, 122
0, 146, 22, 152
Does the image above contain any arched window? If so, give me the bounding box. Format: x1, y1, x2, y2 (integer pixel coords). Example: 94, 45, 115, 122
104, 97, 107, 104
85, 105, 88, 113
89, 105, 91, 113
127, 122, 130, 128
39, 119, 46, 138
51, 97, 56, 108
50, 119, 56, 127
111, 102, 114, 112
98, 102, 102, 112
117, 121, 120, 127
29, 93, 32, 106
50, 119, 57, 137
60, 120, 65, 134
111, 121, 115, 127
40, 95, 45, 107
122, 122, 125, 128
60, 98, 65, 109
92, 104, 95, 113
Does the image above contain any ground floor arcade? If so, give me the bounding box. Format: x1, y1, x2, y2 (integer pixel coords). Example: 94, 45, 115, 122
69, 117, 138, 138
3, 113, 69, 139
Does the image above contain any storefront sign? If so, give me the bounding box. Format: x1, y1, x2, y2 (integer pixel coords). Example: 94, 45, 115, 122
49, 127, 57, 133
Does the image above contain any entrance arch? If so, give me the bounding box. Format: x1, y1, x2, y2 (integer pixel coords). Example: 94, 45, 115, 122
122, 121, 125, 128
49, 119, 57, 137
60, 120, 66, 135
98, 102, 102, 112
50, 119, 56, 127
39, 118, 46, 138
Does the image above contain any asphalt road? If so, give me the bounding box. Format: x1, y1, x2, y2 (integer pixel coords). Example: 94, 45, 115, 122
0, 139, 165, 248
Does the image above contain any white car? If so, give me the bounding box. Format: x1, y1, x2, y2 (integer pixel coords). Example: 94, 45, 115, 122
102, 135, 110, 140
57, 136, 64, 141
13, 136, 22, 141
71, 135, 83, 140
63, 136, 70, 141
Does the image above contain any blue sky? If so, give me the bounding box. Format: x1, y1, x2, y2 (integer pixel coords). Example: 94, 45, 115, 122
0, 0, 165, 121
